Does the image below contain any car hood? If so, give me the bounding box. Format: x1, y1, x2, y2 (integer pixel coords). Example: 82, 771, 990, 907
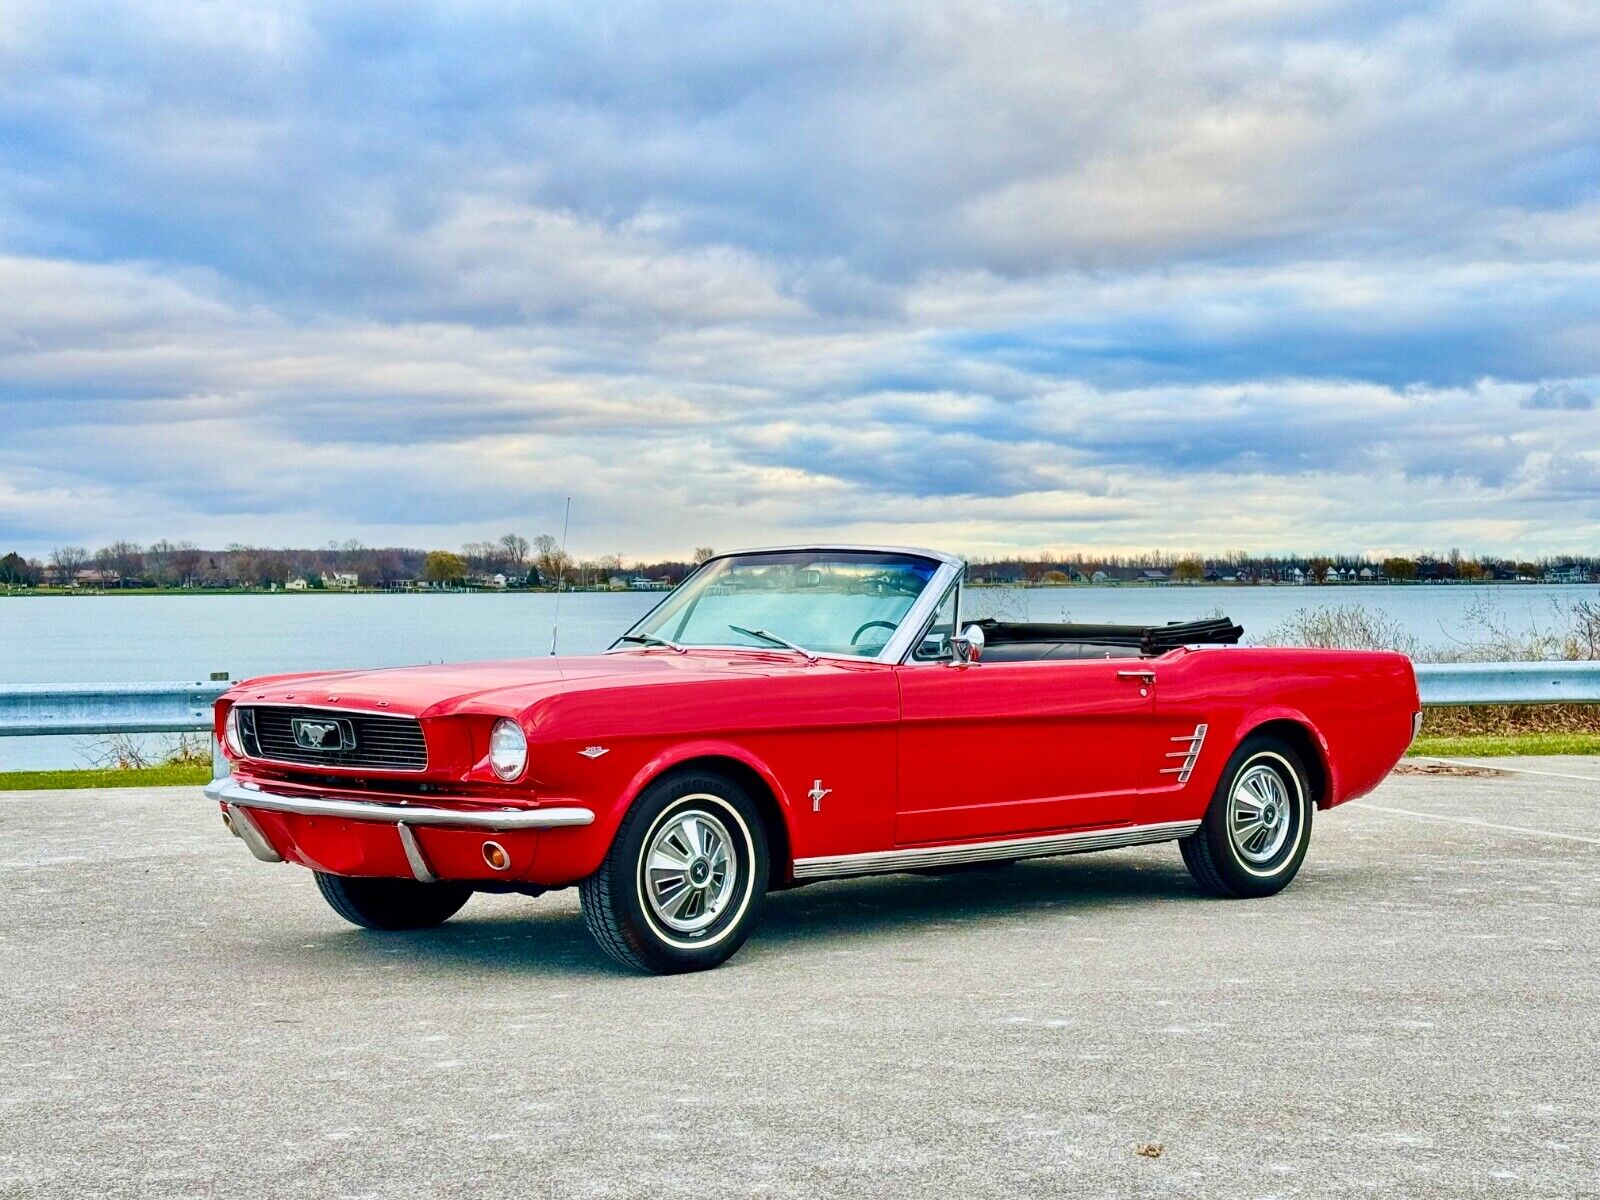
227, 649, 856, 718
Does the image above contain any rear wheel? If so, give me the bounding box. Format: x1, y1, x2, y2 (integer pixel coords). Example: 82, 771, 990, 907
314, 872, 472, 930
1180, 735, 1313, 898
580, 771, 768, 974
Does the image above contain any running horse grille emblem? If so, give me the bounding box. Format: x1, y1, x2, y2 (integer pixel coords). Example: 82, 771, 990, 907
1159, 724, 1208, 784
291, 717, 350, 752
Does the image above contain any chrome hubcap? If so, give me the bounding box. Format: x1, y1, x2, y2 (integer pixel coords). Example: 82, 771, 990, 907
1229, 762, 1293, 865
642, 806, 737, 934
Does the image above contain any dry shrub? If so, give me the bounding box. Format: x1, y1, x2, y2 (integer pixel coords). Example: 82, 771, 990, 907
1258, 605, 1420, 657
1262, 598, 1600, 737
1435, 596, 1600, 663
81, 732, 210, 770
1422, 704, 1600, 736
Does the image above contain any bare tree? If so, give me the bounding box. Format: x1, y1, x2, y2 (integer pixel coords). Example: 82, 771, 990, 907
95, 541, 144, 587
462, 541, 500, 575
144, 539, 178, 586
49, 545, 89, 585
693, 546, 715, 564
533, 533, 570, 584
500, 533, 530, 570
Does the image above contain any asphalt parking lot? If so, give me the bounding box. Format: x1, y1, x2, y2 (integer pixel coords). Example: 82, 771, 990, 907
3, 759, 1597, 1199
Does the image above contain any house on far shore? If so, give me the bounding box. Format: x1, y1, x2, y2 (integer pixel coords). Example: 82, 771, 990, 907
286, 578, 309, 591
1090, 570, 1110, 585
327, 571, 360, 589
469, 573, 508, 589
1547, 564, 1592, 584
1139, 569, 1169, 585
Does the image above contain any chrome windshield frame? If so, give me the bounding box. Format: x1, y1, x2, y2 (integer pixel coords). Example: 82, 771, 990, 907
609, 545, 965, 665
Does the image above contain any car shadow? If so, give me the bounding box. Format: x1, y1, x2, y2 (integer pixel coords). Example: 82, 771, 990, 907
298, 907, 621, 978
755, 854, 1201, 948
291, 852, 1211, 978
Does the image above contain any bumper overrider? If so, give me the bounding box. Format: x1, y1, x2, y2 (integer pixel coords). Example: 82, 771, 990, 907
205, 777, 594, 883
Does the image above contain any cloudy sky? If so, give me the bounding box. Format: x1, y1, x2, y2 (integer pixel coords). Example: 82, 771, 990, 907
2, 1, 1597, 561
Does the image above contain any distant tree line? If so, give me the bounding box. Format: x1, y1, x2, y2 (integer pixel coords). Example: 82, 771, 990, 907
968, 547, 1598, 585
1, 540, 1594, 591
0, 535, 719, 590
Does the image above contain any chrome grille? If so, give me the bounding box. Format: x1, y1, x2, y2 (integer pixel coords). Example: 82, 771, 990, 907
238, 706, 428, 772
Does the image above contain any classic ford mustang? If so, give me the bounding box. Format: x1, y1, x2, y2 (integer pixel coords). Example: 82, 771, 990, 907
206, 545, 1420, 973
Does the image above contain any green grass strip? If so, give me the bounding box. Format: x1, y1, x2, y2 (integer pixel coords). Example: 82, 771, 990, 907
1408, 732, 1600, 758
0, 763, 212, 791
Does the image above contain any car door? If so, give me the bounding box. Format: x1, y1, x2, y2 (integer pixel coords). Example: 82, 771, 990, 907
894, 590, 1155, 844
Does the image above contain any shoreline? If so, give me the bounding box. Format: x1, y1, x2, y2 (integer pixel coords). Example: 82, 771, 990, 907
5, 579, 1595, 599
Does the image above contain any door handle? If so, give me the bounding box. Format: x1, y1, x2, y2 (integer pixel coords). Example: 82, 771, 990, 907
1116, 669, 1156, 683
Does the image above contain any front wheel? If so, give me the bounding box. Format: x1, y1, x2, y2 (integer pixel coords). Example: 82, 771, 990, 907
580, 771, 768, 974
1180, 736, 1313, 898
314, 872, 472, 930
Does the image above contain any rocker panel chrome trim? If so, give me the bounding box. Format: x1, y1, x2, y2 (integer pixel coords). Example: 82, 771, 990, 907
791, 818, 1202, 880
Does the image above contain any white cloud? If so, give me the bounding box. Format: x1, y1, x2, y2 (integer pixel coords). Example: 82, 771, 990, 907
0, 1, 1597, 558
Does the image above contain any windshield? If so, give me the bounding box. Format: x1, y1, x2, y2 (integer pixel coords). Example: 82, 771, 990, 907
617, 550, 941, 658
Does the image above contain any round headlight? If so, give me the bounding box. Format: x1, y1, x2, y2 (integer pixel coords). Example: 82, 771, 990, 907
223, 707, 245, 757
489, 718, 528, 781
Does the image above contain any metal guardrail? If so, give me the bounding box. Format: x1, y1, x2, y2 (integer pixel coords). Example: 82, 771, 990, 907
0, 681, 230, 737
0, 662, 1595, 748
0, 680, 232, 778
1413, 661, 1600, 706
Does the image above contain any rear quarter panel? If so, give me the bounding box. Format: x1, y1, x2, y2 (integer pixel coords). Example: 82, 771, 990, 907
1135, 646, 1419, 827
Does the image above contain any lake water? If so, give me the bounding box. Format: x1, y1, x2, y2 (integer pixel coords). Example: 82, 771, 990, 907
2, 584, 1594, 770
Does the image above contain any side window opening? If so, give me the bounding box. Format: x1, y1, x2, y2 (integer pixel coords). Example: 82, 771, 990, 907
912, 584, 960, 661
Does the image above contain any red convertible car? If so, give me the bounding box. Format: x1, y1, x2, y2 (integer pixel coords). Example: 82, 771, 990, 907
206, 545, 1420, 973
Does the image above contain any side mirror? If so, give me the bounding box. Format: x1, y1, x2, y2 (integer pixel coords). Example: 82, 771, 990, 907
951, 624, 985, 664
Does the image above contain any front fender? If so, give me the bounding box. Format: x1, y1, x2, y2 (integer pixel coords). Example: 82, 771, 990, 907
533, 737, 800, 887
619, 737, 797, 817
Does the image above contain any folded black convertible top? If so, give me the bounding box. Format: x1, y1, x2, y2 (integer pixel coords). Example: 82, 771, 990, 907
973, 616, 1244, 655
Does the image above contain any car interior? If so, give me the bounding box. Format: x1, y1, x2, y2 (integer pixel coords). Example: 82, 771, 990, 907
970, 616, 1244, 662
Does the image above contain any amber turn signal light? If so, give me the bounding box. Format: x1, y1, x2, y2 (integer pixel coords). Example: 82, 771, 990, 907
482, 841, 511, 871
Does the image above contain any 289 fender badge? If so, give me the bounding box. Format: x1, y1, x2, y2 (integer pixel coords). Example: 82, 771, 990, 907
579, 746, 610, 759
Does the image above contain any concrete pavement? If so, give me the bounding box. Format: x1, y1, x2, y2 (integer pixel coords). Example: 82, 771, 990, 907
2, 760, 1596, 1198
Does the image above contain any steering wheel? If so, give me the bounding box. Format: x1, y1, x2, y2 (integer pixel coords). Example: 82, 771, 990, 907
851, 620, 898, 647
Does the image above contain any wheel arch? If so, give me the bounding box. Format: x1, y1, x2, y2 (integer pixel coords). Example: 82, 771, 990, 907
618, 743, 796, 887
1237, 715, 1332, 809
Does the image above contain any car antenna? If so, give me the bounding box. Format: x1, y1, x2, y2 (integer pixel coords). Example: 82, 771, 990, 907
549, 496, 571, 655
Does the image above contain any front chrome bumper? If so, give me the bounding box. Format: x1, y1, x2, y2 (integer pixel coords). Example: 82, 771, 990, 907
206, 777, 597, 880
205, 777, 594, 830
